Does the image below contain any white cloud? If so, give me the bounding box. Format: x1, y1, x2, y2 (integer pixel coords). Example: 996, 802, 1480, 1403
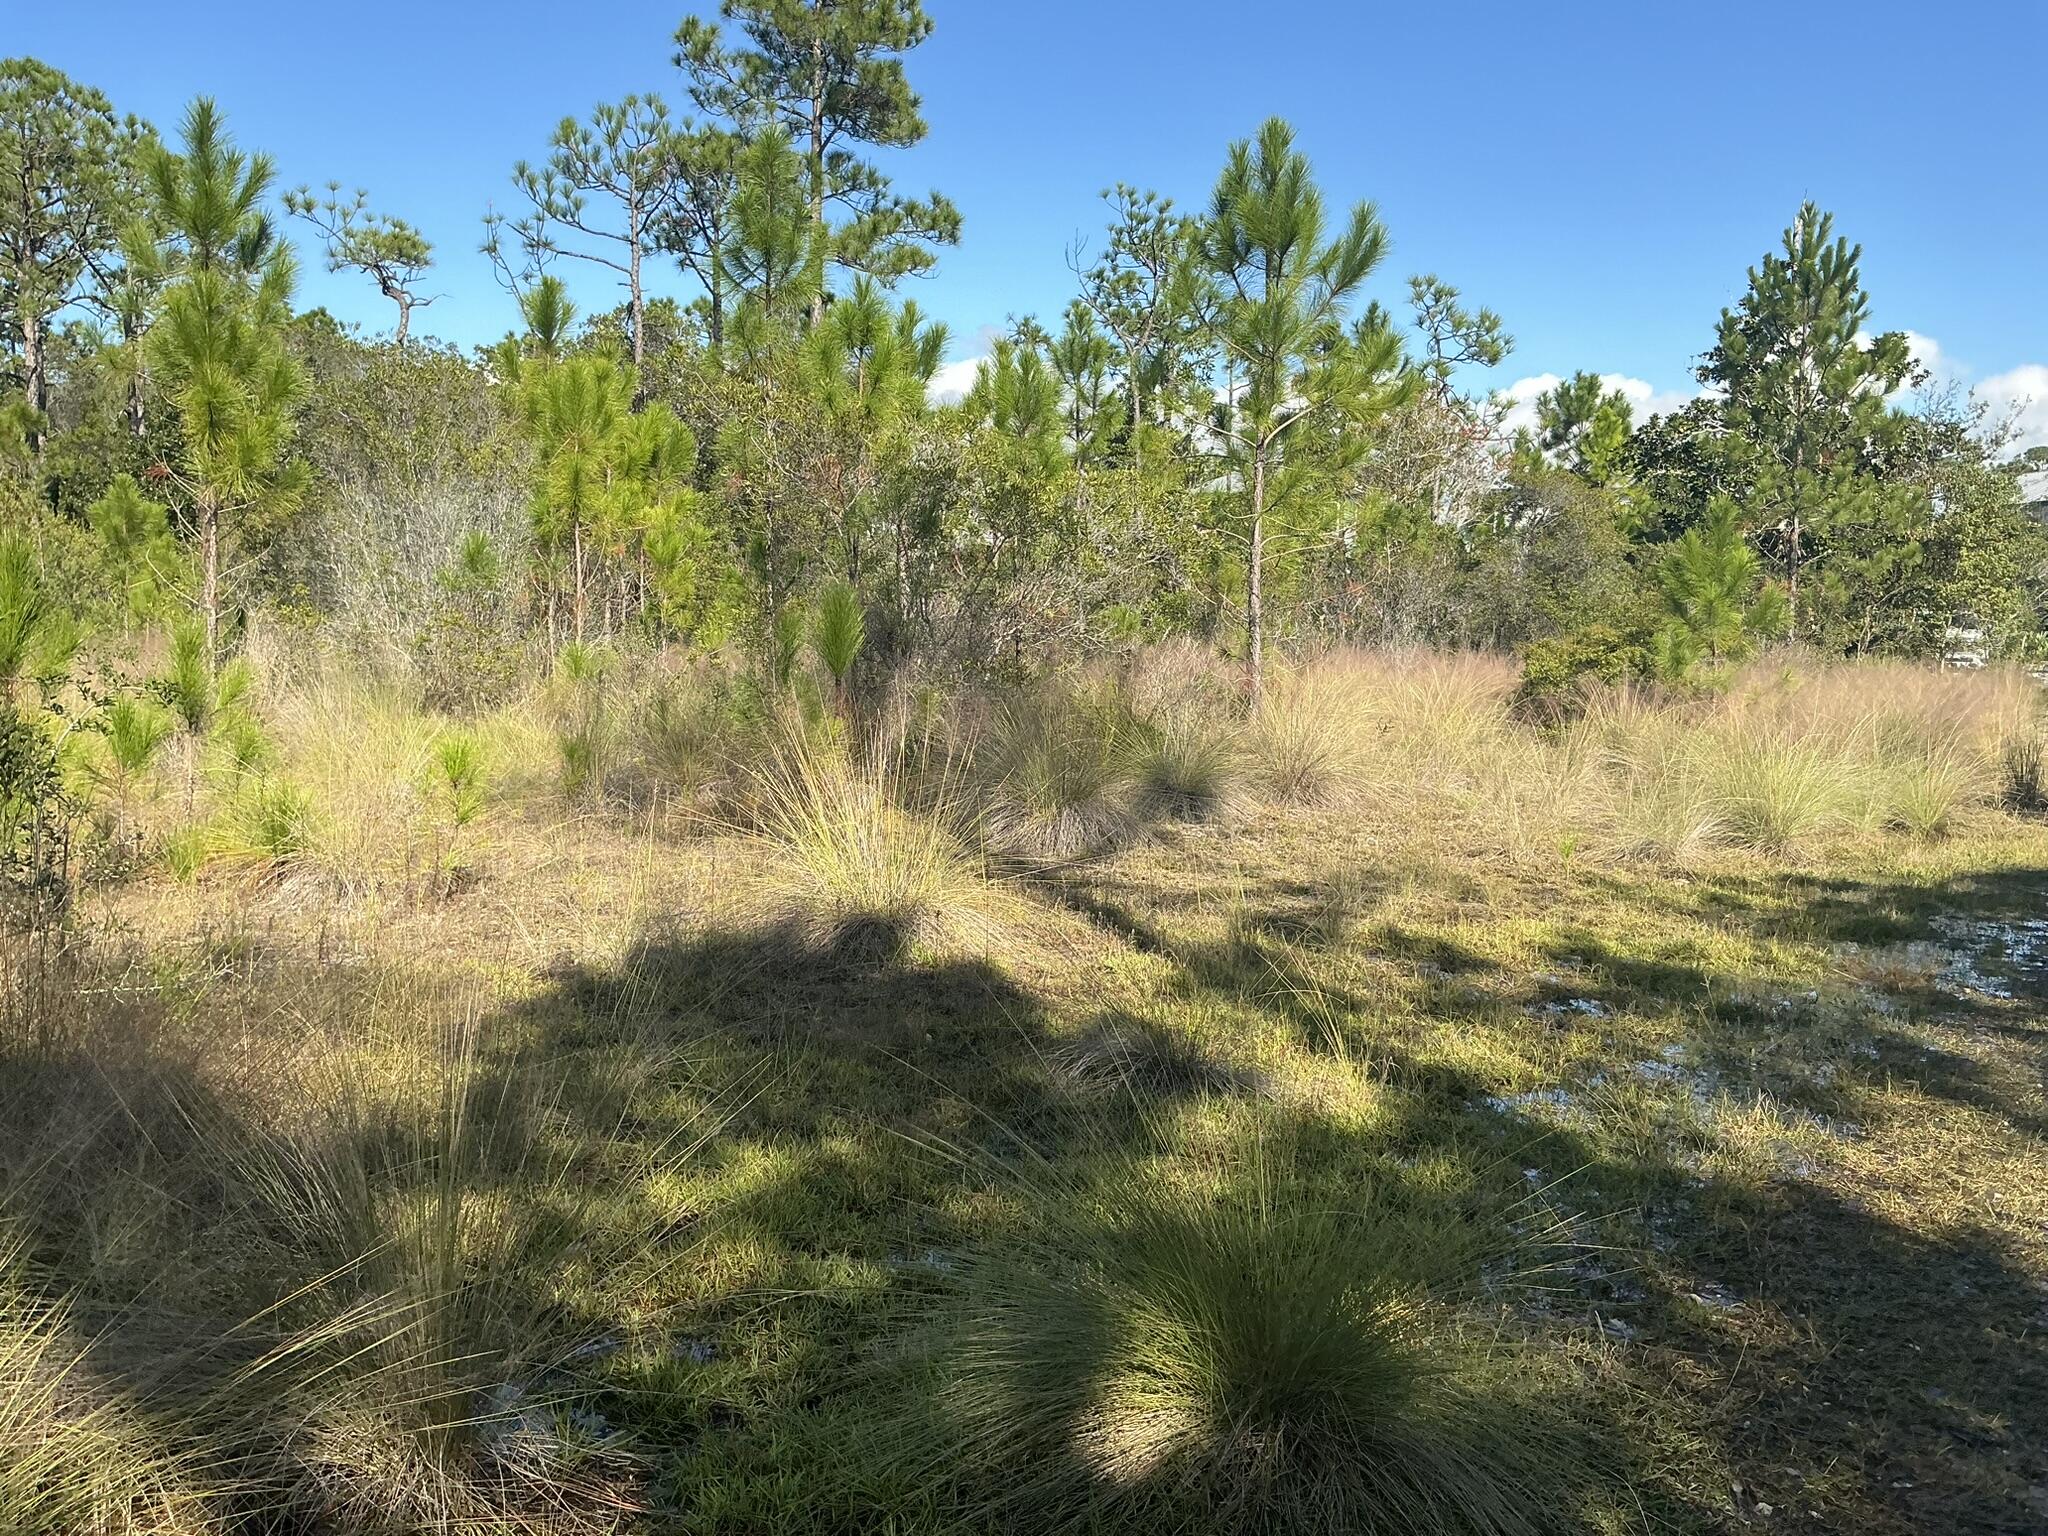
1977, 363, 2048, 454
1884, 330, 2048, 454
1498, 371, 1696, 438
926, 356, 986, 406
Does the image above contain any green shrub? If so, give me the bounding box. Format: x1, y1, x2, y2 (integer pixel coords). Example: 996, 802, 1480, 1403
1515, 626, 1648, 719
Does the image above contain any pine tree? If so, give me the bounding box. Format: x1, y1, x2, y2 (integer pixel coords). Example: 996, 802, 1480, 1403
143, 98, 305, 666
1655, 495, 1786, 672
654, 123, 744, 353
1203, 118, 1412, 706
487, 96, 688, 372
800, 273, 944, 579
517, 350, 698, 643
676, 0, 959, 324
721, 126, 818, 350
0, 58, 127, 450
1072, 186, 1212, 461
283, 182, 434, 342
1701, 202, 1921, 643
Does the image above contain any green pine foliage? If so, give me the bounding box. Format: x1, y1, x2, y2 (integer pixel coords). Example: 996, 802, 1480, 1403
1654, 497, 1788, 676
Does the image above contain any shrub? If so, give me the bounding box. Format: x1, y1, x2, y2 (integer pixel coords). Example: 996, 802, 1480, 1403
1514, 626, 1648, 719
413, 532, 526, 715
918, 1167, 1579, 1535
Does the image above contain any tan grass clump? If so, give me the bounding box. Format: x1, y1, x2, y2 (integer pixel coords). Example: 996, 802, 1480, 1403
979, 682, 1147, 862
749, 730, 1015, 964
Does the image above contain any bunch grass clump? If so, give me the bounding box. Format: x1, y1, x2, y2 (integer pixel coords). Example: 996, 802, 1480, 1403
1999, 724, 2045, 813
1695, 719, 1857, 851
750, 730, 1007, 964
980, 682, 1146, 862
0, 946, 706, 1534
0, 1246, 213, 1535
1131, 712, 1251, 825
1252, 659, 1375, 808
916, 1163, 1582, 1535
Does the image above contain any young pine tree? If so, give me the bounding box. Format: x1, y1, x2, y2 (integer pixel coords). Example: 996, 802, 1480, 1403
1701, 203, 1921, 643
676, 0, 959, 324
144, 98, 305, 666
1203, 118, 1412, 706
1654, 496, 1787, 676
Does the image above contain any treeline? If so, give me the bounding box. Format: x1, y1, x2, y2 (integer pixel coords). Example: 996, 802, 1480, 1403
2, 1, 2045, 720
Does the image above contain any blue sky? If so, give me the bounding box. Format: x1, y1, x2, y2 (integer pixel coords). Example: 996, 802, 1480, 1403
11, 0, 2047, 441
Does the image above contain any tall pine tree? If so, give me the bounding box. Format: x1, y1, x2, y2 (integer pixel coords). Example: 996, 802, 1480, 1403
1701, 202, 1921, 646
675, 0, 958, 325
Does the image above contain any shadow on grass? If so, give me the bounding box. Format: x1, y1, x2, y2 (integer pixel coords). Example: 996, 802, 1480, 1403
1032, 849, 2048, 1532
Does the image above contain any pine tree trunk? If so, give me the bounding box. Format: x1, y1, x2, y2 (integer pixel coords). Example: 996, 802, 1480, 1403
20, 310, 45, 453
200, 498, 221, 670
573, 522, 587, 644
807, 32, 827, 329
1247, 446, 1266, 712
708, 259, 725, 356
124, 311, 147, 438
1787, 509, 1802, 640
629, 201, 646, 376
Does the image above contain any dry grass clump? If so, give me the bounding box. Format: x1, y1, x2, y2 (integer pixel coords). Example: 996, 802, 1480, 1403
0, 936, 701, 1534
917, 1160, 1584, 1535
748, 729, 1014, 964
1572, 661, 2028, 858
1252, 659, 1376, 808
2002, 724, 2047, 813
0, 1247, 213, 1535
1050, 1014, 1253, 1099
1128, 710, 1253, 825
979, 682, 1148, 862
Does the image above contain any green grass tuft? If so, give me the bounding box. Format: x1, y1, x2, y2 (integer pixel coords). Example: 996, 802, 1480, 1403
917, 1163, 1583, 1535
